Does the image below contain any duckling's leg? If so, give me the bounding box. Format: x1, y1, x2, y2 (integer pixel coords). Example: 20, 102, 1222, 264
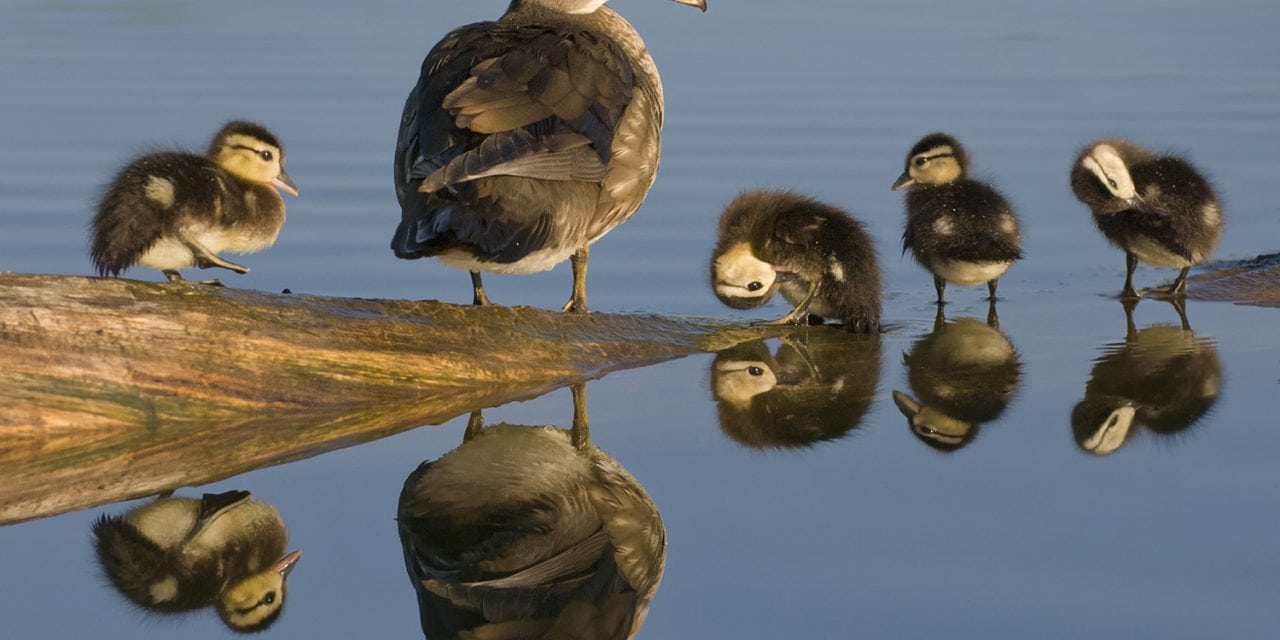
754, 280, 817, 326
986, 278, 999, 302
469, 271, 491, 306
463, 410, 484, 442
561, 246, 589, 313
1121, 297, 1139, 341
1169, 296, 1191, 331
1168, 267, 1190, 297
934, 275, 947, 306
570, 382, 590, 451
934, 305, 947, 332
986, 298, 1000, 329
1121, 252, 1141, 299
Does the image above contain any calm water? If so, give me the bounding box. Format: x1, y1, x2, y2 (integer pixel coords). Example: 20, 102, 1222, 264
3, 0, 1280, 637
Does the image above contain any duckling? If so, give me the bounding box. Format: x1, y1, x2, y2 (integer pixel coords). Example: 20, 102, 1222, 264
92, 490, 300, 633
891, 307, 1022, 452
710, 189, 882, 332
1070, 300, 1222, 456
1071, 138, 1223, 299
710, 331, 881, 449
90, 121, 298, 284
392, 0, 707, 311
892, 132, 1023, 304
398, 383, 665, 639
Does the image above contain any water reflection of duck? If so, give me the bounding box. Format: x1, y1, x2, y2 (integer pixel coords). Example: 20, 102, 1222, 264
710, 331, 881, 449
1071, 301, 1222, 456
90, 121, 298, 285
92, 490, 300, 633
397, 383, 665, 639
891, 307, 1022, 452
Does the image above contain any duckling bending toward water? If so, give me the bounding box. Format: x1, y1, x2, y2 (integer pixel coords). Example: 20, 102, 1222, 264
1071, 138, 1223, 299
392, 0, 707, 311
90, 121, 298, 285
710, 190, 882, 332
92, 490, 300, 633
892, 133, 1023, 304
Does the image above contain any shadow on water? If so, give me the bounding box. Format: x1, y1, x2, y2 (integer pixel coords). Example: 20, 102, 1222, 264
91, 489, 300, 633
397, 383, 665, 640
891, 304, 1023, 452
709, 330, 881, 449
1070, 299, 1223, 456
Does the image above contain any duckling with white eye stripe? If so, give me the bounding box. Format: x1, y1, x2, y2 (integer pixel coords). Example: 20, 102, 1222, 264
90, 121, 298, 285
92, 490, 300, 633
710, 190, 882, 333
892, 133, 1023, 304
1071, 138, 1223, 299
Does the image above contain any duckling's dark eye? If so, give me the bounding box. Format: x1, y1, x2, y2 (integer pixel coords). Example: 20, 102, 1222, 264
914, 157, 927, 167
747, 366, 764, 376
1107, 178, 1118, 189
259, 150, 274, 162
262, 592, 276, 605
746, 281, 763, 292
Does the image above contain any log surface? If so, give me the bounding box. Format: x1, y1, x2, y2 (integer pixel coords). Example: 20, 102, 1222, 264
0, 274, 763, 525
1188, 253, 1280, 307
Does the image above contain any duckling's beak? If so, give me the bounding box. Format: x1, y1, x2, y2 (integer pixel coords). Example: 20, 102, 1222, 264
672, 0, 707, 11
891, 390, 921, 418
891, 172, 915, 191
272, 550, 302, 577
272, 169, 299, 197
1125, 193, 1145, 208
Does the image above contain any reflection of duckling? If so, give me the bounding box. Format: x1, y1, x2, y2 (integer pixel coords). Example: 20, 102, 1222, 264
891, 308, 1022, 452
892, 133, 1023, 304
710, 190, 881, 332
92, 490, 300, 632
398, 383, 665, 639
1070, 138, 1222, 299
710, 331, 881, 448
1071, 301, 1222, 455
91, 121, 298, 284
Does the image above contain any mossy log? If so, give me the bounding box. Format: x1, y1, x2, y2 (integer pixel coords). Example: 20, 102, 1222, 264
0, 273, 765, 526
1188, 253, 1280, 307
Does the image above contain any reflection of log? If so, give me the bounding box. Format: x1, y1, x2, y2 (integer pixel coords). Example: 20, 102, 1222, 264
0, 274, 762, 525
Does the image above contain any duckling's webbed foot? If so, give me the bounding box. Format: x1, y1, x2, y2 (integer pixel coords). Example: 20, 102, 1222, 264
1148, 267, 1190, 299
986, 278, 1000, 302
986, 299, 1000, 329
753, 279, 817, 327
184, 237, 249, 274
469, 271, 492, 306
561, 246, 590, 313
163, 269, 224, 287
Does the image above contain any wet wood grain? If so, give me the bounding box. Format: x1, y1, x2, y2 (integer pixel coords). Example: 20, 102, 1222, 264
0, 273, 765, 525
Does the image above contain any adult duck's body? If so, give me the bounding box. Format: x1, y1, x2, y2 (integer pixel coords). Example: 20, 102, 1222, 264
392, 0, 707, 310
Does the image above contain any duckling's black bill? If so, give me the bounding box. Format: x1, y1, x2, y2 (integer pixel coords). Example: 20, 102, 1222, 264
672, 0, 708, 11
273, 550, 302, 577
891, 172, 914, 191
272, 169, 299, 197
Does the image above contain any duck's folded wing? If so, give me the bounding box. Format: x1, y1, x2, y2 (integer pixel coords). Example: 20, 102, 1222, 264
397, 23, 635, 197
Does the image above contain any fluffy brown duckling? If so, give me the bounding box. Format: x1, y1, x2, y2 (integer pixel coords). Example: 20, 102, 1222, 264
892, 132, 1023, 304
1071, 138, 1223, 299
710, 189, 882, 332
90, 120, 298, 284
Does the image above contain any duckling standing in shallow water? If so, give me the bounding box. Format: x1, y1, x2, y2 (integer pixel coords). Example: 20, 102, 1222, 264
710, 189, 882, 332
92, 490, 301, 633
90, 121, 298, 284
1071, 138, 1223, 299
892, 132, 1023, 304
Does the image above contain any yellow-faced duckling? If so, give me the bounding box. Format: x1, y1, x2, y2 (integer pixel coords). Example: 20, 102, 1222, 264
1071, 300, 1222, 455
710, 332, 881, 449
891, 308, 1022, 452
392, 0, 707, 311
92, 490, 300, 633
1071, 138, 1223, 299
90, 121, 298, 284
710, 189, 882, 332
398, 383, 665, 639
892, 132, 1023, 304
